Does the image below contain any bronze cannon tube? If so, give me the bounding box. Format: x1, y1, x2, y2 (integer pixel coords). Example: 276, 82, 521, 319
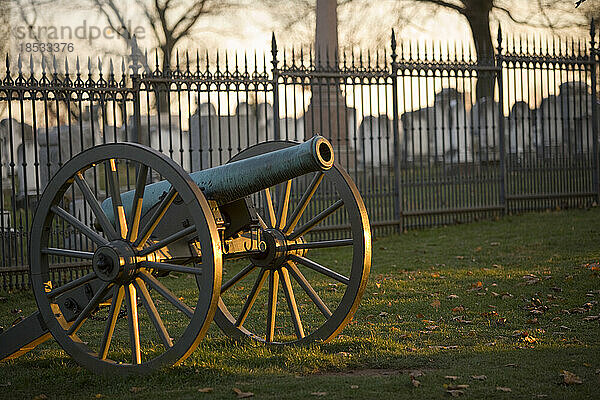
101, 136, 334, 223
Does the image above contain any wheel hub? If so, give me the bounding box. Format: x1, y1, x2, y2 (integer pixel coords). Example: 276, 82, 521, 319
250, 228, 308, 269
92, 240, 137, 283
250, 228, 287, 268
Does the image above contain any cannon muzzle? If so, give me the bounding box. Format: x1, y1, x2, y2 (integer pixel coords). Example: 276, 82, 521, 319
101, 136, 334, 223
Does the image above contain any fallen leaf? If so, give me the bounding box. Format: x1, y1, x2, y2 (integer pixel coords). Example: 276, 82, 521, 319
444, 376, 459, 380
198, 387, 213, 393
496, 387, 512, 392
447, 294, 459, 299
33, 395, 48, 400
233, 388, 254, 398
310, 392, 327, 396
411, 379, 421, 387
129, 387, 144, 393
452, 306, 465, 313
561, 370, 583, 385
446, 389, 464, 397
94, 394, 104, 399
471, 375, 487, 380
350, 385, 359, 389
491, 242, 500, 246
446, 384, 469, 390
431, 299, 441, 309
335, 351, 350, 357
409, 370, 424, 379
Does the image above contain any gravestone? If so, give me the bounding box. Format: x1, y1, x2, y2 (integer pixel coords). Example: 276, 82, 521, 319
400, 106, 432, 163
357, 115, 393, 169
535, 95, 562, 158
431, 88, 472, 164
507, 101, 535, 159
471, 97, 499, 162
557, 81, 593, 156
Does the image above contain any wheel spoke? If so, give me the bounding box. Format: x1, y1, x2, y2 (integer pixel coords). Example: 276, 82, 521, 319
124, 284, 141, 364
66, 282, 112, 335
134, 186, 177, 248
126, 164, 149, 242
106, 159, 128, 239
138, 225, 196, 257
287, 239, 354, 251
284, 172, 324, 234
276, 180, 292, 230
290, 255, 350, 285
221, 264, 256, 293
139, 271, 194, 318
46, 272, 98, 299
286, 261, 332, 318
42, 247, 94, 260
51, 205, 108, 246
99, 285, 125, 360
289, 199, 344, 240
256, 214, 268, 229
74, 172, 118, 240
266, 270, 279, 342
235, 268, 268, 327
139, 261, 203, 275
263, 188, 276, 227
134, 279, 173, 349
280, 267, 304, 339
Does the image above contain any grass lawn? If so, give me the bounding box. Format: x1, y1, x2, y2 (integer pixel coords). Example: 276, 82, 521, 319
1, 208, 599, 399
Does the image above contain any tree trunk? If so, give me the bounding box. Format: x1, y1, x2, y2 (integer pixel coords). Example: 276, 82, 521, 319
463, 1, 495, 101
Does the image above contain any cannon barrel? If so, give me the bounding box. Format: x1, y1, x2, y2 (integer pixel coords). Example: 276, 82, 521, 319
101, 136, 334, 223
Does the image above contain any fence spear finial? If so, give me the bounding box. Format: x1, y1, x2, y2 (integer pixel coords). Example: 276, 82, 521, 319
391, 28, 397, 60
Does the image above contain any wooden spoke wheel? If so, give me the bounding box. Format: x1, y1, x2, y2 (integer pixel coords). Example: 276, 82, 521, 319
214, 141, 371, 345
29, 143, 221, 375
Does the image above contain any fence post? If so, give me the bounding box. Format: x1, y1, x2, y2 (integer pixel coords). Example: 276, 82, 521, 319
590, 19, 600, 204
129, 35, 143, 146
390, 29, 403, 233
271, 33, 280, 141
496, 25, 507, 215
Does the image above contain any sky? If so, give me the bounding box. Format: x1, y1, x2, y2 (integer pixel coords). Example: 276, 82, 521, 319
6, 0, 595, 64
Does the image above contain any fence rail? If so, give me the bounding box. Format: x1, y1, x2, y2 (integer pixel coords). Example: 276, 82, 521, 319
0, 24, 599, 290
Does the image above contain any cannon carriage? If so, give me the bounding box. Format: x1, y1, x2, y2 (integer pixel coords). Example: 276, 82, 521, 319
0, 136, 371, 375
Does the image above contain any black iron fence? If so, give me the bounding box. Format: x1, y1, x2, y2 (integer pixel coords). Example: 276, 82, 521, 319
0, 24, 599, 290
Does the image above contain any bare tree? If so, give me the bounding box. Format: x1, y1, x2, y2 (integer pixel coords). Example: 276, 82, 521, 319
92, 1, 235, 70
92, 0, 237, 111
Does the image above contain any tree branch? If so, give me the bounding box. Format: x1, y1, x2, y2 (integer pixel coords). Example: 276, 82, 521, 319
414, 0, 464, 14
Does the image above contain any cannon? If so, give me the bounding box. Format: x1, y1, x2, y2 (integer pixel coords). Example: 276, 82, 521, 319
0, 136, 371, 375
